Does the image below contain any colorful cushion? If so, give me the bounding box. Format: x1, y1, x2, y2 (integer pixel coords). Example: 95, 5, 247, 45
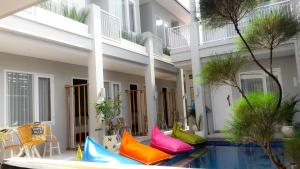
82, 136, 141, 165
119, 131, 172, 165
151, 125, 193, 154
172, 123, 206, 145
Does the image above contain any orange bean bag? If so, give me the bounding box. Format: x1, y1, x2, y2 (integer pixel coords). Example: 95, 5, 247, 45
119, 131, 172, 165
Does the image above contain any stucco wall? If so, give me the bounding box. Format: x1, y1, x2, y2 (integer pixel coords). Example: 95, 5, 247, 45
103, 70, 177, 125
0, 52, 88, 151
140, 1, 184, 34
0, 53, 177, 151
234, 55, 300, 122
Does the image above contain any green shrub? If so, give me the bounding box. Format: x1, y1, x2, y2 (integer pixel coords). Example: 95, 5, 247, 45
224, 92, 280, 143
63, 6, 89, 23
122, 31, 147, 46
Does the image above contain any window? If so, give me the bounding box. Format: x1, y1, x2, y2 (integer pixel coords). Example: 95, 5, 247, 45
38, 77, 51, 122
156, 17, 170, 47
240, 69, 281, 94
122, 0, 127, 31
5, 71, 54, 126
128, 0, 136, 32
104, 81, 121, 99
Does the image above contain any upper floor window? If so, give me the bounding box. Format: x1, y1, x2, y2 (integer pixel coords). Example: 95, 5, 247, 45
128, 0, 136, 32
156, 17, 170, 47
6, 71, 54, 126
240, 69, 281, 94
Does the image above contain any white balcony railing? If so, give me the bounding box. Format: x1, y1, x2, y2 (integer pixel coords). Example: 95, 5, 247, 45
168, 0, 292, 49
168, 24, 190, 49
100, 9, 121, 42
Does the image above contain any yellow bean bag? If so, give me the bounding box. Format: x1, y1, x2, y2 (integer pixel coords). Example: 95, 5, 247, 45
119, 131, 172, 165
172, 123, 206, 145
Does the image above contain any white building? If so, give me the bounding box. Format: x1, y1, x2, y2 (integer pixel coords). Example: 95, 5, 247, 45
0, 0, 191, 151
1, 0, 299, 152
168, 0, 300, 136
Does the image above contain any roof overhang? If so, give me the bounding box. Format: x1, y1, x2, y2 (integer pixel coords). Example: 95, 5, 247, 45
0, 0, 45, 19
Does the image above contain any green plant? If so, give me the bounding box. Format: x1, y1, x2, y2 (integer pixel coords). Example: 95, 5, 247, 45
122, 31, 147, 46
38, 1, 89, 23
163, 48, 170, 56
224, 92, 284, 166
237, 10, 300, 73
199, 1, 300, 168
63, 5, 89, 23
95, 95, 122, 135
279, 94, 300, 126
285, 125, 300, 167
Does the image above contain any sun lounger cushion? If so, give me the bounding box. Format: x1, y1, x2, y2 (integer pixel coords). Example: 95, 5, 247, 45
150, 125, 193, 154
119, 131, 172, 165
82, 136, 141, 165
172, 123, 206, 145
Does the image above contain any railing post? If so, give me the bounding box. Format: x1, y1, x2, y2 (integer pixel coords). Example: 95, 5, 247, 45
88, 4, 105, 143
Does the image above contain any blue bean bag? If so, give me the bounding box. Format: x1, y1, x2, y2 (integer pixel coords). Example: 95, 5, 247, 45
82, 136, 141, 165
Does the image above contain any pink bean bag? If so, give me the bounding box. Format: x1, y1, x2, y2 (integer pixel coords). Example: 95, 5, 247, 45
150, 125, 193, 154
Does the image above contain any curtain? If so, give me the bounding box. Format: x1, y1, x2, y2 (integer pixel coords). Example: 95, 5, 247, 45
104, 82, 110, 99
39, 77, 51, 122
7, 72, 33, 126
241, 78, 264, 93
128, 0, 135, 32
113, 84, 120, 98
266, 76, 279, 93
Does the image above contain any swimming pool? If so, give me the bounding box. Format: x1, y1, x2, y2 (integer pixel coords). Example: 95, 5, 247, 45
161, 141, 284, 169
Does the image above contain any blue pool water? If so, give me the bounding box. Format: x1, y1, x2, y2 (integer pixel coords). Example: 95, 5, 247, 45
161, 141, 284, 169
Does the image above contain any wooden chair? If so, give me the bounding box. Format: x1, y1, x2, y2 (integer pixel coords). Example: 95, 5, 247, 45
17, 124, 45, 158
43, 124, 61, 157
1, 130, 21, 158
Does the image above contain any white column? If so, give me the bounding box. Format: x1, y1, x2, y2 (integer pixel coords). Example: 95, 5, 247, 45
88, 4, 104, 142
295, 39, 300, 85
189, 0, 207, 136
144, 32, 157, 135
176, 69, 187, 128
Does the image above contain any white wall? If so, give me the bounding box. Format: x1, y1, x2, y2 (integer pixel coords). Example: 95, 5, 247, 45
140, 1, 184, 34
103, 70, 177, 125
0, 52, 88, 150
235, 55, 300, 122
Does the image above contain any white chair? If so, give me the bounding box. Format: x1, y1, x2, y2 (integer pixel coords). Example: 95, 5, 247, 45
43, 124, 61, 157
1, 130, 21, 158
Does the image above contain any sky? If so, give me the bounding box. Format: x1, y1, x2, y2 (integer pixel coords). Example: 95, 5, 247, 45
177, 0, 190, 11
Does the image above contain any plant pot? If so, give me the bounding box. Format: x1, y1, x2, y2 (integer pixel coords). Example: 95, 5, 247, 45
195, 131, 204, 137
103, 135, 119, 153
281, 126, 294, 138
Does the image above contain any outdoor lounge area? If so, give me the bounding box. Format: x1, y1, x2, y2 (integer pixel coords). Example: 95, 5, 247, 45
1, 0, 300, 169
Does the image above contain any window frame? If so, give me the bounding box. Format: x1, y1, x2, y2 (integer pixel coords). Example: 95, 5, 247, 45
127, 0, 137, 33
239, 68, 282, 94
4, 70, 55, 127
104, 80, 122, 99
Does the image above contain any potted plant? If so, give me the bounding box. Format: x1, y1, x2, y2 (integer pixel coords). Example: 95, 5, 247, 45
193, 114, 203, 137
95, 95, 121, 152
284, 124, 300, 169
280, 94, 300, 138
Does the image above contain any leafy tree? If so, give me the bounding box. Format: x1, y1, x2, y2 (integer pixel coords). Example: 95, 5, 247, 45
199, 0, 300, 168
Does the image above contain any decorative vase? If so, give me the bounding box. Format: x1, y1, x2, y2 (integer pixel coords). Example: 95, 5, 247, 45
281, 126, 294, 138
103, 135, 119, 153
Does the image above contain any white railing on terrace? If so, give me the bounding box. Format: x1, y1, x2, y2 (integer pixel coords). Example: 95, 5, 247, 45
100, 9, 122, 42
168, 0, 292, 49
168, 24, 190, 49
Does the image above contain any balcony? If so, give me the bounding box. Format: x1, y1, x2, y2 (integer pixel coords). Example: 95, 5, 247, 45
168, 0, 293, 50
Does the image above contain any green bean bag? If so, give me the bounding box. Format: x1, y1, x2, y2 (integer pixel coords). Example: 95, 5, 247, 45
172, 123, 206, 145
